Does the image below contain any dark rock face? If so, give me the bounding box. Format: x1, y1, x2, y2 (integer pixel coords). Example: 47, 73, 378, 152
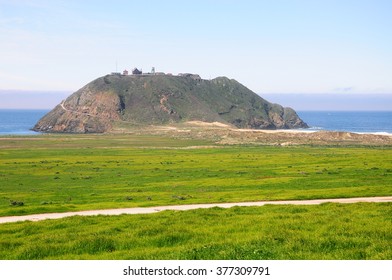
33, 82, 122, 133
33, 74, 308, 133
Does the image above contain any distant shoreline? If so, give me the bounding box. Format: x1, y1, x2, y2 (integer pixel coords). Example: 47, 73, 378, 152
0, 109, 392, 137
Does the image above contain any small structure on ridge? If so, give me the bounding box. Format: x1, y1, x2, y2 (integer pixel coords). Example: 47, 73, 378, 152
132, 68, 142, 75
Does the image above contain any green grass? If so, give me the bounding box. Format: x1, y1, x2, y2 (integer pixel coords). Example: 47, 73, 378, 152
0, 134, 391, 260
0, 203, 390, 260
0, 135, 391, 216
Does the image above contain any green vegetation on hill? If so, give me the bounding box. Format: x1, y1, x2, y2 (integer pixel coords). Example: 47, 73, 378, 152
33, 74, 307, 133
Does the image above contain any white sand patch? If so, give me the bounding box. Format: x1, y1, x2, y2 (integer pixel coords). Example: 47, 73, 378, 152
186, 121, 232, 128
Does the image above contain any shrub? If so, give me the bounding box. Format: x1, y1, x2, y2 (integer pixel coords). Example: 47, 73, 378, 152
10, 200, 24, 206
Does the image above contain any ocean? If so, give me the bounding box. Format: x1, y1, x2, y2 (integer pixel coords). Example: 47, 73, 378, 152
297, 111, 392, 135
0, 109, 49, 135
0, 109, 391, 135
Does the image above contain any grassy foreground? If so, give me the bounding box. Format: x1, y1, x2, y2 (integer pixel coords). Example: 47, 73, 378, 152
0, 134, 391, 260
0, 203, 391, 260
0, 134, 391, 216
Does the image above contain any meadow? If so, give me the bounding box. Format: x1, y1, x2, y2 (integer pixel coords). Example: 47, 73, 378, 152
0, 134, 391, 260
0, 203, 390, 259
0, 134, 391, 217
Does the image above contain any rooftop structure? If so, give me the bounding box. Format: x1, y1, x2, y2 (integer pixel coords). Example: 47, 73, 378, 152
132, 68, 142, 75
178, 73, 201, 81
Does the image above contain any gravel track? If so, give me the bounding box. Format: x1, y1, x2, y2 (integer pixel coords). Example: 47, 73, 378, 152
1, 196, 391, 224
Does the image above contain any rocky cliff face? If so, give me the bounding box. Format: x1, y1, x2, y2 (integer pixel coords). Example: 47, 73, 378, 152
33, 74, 308, 133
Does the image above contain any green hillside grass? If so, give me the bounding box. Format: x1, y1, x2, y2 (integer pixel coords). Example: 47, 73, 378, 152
113, 74, 306, 128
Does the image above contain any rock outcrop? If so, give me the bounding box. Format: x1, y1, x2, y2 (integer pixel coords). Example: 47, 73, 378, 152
33, 74, 308, 133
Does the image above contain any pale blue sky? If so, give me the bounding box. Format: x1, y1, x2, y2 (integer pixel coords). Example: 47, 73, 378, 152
1, 0, 392, 108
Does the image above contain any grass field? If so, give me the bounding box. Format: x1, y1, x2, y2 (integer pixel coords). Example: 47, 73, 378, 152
0, 134, 391, 217
0, 134, 391, 260
0, 203, 390, 260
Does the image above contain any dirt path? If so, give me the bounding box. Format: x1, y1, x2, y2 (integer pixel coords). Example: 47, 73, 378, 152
1, 196, 391, 224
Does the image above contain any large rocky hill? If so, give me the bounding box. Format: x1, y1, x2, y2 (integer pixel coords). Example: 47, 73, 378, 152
33, 74, 308, 133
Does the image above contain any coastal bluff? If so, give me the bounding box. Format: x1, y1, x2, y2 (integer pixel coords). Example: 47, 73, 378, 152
33, 73, 308, 133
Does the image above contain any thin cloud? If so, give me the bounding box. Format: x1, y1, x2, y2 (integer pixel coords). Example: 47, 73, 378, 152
333, 87, 355, 92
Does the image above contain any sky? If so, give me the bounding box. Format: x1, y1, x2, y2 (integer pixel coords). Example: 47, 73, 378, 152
1, 0, 391, 109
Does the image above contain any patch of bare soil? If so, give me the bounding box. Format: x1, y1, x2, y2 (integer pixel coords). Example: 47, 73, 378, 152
185, 121, 232, 128
135, 123, 392, 146
219, 130, 392, 146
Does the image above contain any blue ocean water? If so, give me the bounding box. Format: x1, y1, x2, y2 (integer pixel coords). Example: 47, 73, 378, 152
0, 109, 391, 135
297, 111, 392, 135
0, 109, 49, 135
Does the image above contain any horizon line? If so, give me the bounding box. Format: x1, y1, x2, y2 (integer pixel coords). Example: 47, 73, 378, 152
1, 89, 392, 95
1, 107, 391, 112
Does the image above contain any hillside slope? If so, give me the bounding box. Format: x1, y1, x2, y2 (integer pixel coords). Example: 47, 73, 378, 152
33, 74, 308, 133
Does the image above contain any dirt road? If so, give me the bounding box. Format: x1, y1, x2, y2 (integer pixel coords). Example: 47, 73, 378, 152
1, 196, 391, 224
